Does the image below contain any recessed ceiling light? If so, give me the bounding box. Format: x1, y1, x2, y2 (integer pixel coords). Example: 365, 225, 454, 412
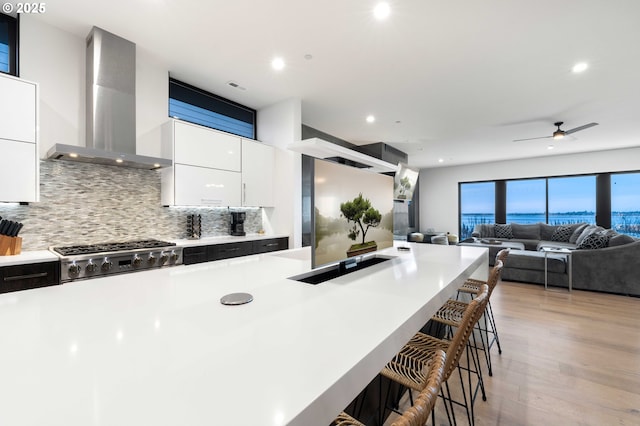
69, 153, 78, 158
547, 145, 555, 150
572, 62, 588, 73
366, 115, 375, 123
438, 158, 444, 163
271, 57, 285, 71
115, 158, 124, 163
373, 2, 391, 20
304, 54, 313, 60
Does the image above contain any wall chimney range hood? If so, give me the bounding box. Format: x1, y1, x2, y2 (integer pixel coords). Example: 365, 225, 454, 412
288, 138, 397, 173
46, 26, 171, 170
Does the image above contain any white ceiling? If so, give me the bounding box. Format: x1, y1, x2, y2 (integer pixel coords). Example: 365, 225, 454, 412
23, 0, 640, 168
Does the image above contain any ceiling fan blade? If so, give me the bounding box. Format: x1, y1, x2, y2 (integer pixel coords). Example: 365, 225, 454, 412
564, 122, 599, 135
512, 135, 552, 142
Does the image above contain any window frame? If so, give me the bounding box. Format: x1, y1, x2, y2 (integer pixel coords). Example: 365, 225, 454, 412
0, 12, 19, 76
168, 77, 257, 140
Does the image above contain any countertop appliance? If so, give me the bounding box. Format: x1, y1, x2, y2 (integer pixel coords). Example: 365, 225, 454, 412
51, 239, 182, 283
230, 212, 246, 236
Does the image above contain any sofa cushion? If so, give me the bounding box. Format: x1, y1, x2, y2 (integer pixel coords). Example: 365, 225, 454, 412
511, 223, 540, 240
539, 223, 556, 241
551, 225, 573, 242
575, 225, 604, 246
577, 233, 610, 250
473, 223, 495, 238
505, 250, 566, 274
609, 233, 637, 247
569, 223, 589, 244
494, 224, 513, 239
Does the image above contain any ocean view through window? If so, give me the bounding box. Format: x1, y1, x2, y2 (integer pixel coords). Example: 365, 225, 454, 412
612, 172, 640, 237
460, 173, 640, 239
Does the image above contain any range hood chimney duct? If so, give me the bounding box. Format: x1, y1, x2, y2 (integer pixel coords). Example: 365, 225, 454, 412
46, 26, 171, 169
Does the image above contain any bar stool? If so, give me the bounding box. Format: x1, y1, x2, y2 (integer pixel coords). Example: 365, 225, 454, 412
332, 350, 446, 426
380, 285, 489, 426
457, 249, 509, 376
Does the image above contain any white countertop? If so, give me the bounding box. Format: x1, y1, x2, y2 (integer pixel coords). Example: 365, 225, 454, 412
0, 250, 59, 267
0, 242, 487, 426
174, 233, 289, 247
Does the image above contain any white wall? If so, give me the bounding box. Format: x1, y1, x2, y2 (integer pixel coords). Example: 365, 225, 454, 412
19, 16, 168, 158
20, 16, 85, 158
419, 147, 640, 234
257, 98, 302, 247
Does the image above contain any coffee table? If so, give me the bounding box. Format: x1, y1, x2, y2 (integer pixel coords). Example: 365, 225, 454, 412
458, 240, 525, 264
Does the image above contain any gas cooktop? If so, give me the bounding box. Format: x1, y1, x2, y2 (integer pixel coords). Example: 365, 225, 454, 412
51, 239, 182, 283
52, 239, 176, 257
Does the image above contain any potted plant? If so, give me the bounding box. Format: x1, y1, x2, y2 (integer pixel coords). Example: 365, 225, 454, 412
340, 193, 382, 257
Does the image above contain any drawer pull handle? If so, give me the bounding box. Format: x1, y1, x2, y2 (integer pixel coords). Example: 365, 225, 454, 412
265, 243, 279, 247
4, 272, 48, 282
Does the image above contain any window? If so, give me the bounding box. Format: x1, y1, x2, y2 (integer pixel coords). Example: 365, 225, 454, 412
0, 13, 18, 75
506, 179, 545, 224
548, 175, 596, 225
169, 78, 256, 139
460, 182, 495, 239
611, 172, 640, 237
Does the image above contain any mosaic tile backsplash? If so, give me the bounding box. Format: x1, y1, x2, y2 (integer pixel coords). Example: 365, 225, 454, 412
0, 160, 263, 250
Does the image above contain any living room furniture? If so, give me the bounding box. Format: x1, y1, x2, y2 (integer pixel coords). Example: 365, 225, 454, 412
541, 247, 572, 291
468, 222, 640, 296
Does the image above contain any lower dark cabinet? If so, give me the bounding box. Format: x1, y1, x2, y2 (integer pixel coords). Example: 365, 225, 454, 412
182, 237, 289, 265
252, 237, 288, 254
0, 261, 61, 294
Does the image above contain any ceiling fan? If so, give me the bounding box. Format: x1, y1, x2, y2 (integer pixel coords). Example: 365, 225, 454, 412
513, 121, 599, 142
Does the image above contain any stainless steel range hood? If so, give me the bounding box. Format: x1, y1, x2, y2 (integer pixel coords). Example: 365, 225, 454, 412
47, 26, 171, 170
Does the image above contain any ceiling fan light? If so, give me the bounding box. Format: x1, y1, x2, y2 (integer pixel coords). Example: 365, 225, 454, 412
553, 131, 564, 140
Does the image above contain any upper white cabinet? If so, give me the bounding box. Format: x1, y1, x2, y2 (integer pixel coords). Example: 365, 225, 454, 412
161, 119, 275, 207
0, 74, 39, 203
242, 138, 274, 207
172, 121, 241, 172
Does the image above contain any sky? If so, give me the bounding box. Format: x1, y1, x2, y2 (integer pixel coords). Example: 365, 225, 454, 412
461, 173, 639, 214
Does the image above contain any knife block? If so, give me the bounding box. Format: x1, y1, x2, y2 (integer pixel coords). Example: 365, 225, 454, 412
0, 236, 22, 256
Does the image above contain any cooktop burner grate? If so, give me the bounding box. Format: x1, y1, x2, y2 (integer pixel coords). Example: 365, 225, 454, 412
53, 239, 176, 256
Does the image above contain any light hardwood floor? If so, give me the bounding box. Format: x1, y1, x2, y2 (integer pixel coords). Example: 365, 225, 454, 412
386, 281, 640, 425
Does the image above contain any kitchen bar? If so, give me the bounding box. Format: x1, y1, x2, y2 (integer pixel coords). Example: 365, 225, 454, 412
0, 242, 487, 426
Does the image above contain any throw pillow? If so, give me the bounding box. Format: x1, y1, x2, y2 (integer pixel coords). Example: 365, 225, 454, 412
575, 225, 603, 246
494, 224, 513, 239
569, 223, 588, 244
551, 225, 573, 242
577, 233, 610, 250
608, 233, 636, 247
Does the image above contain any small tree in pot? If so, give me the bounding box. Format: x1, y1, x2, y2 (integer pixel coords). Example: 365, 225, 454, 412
340, 193, 382, 256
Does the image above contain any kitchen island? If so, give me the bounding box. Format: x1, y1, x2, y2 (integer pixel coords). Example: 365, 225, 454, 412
0, 242, 487, 426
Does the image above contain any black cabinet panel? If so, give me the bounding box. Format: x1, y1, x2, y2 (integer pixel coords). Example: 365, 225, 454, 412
182, 238, 288, 265
183, 246, 209, 265
252, 237, 288, 254
0, 261, 60, 294
212, 242, 252, 260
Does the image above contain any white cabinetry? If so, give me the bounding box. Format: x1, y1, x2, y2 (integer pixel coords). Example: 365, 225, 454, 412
161, 119, 275, 207
0, 74, 39, 202
162, 120, 241, 206
241, 138, 274, 207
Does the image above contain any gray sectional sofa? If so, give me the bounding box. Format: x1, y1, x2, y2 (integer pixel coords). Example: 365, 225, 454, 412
470, 222, 640, 296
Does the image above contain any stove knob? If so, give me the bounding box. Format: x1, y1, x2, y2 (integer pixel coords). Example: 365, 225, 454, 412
148, 254, 157, 265
101, 259, 113, 272
133, 255, 143, 267
68, 263, 81, 276
159, 252, 169, 265
86, 261, 98, 273
170, 250, 179, 262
